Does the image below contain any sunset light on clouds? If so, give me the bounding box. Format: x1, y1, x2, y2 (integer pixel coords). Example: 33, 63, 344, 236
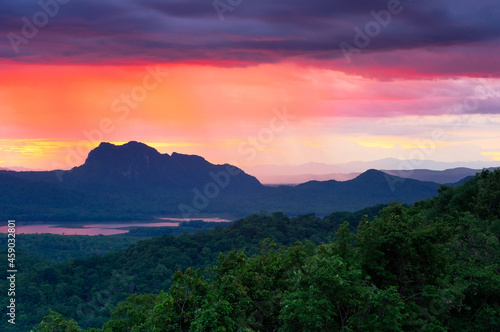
1, 0, 500, 171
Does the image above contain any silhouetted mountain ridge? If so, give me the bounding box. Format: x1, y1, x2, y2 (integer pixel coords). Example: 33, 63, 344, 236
381, 167, 500, 184
254, 169, 441, 214
0, 142, 455, 220
7, 141, 262, 195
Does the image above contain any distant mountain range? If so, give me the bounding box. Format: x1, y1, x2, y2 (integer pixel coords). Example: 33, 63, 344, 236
380, 167, 499, 184
245, 159, 499, 184
0, 166, 45, 172
252, 169, 444, 215
259, 167, 498, 185
257, 172, 361, 185
0, 141, 485, 221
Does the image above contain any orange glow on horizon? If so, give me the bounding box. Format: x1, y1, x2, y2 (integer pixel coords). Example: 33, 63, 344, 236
1, 62, 500, 170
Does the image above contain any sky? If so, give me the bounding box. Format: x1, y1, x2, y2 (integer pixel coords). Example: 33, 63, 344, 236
1, 0, 500, 171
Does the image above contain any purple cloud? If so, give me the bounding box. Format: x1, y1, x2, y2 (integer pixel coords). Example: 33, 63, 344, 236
0, 0, 498, 77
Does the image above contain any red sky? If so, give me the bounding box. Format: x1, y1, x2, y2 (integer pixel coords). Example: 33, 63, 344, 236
1, 0, 500, 171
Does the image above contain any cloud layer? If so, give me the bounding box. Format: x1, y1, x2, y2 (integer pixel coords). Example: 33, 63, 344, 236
1, 0, 499, 77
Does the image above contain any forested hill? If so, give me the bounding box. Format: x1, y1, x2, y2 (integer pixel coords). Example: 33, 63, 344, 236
0, 204, 386, 330
3, 169, 499, 331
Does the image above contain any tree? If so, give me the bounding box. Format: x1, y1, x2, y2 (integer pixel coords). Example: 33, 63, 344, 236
101, 293, 158, 331
32, 309, 82, 332
144, 268, 208, 331
280, 244, 405, 331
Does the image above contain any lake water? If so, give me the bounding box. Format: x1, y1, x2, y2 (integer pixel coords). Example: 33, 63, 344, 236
0, 218, 232, 236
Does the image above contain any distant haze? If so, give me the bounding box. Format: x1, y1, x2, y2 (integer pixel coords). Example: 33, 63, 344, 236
244, 159, 500, 184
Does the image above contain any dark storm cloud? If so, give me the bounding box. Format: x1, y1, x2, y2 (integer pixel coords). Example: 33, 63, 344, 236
0, 0, 499, 74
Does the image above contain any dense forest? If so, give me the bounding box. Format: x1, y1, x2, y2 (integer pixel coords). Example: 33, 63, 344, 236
2, 170, 500, 331
0, 204, 383, 330
3, 221, 230, 262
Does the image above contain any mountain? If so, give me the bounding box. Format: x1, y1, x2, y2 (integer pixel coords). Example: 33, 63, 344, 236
5, 141, 262, 194
243, 159, 500, 183
256, 172, 360, 185
63, 141, 263, 195
381, 167, 499, 184
253, 169, 441, 215
0, 142, 446, 220
258, 167, 499, 185
0, 142, 264, 220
